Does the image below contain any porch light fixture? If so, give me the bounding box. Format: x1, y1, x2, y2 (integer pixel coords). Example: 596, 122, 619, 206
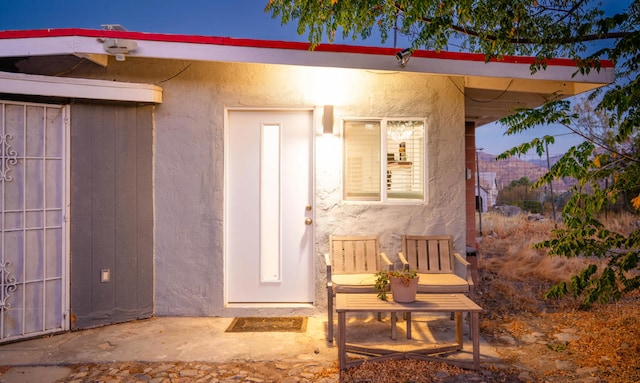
323, 105, 334, 135
396, 48, 412, 67
102, 38, 138, 61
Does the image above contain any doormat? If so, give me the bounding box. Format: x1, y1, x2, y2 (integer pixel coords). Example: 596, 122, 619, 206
225, 316, 308, 333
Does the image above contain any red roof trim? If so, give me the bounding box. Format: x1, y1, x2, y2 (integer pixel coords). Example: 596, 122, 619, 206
0, 28, 614, 68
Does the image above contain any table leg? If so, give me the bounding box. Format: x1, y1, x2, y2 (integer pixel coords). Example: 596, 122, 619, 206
338, 311, 346, 370
455, 312, 463, 349
391, 312, 397, 340
472, 311, 480, 369
406, 312, 412, 339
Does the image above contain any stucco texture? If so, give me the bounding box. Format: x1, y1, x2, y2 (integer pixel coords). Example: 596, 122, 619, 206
73, 58, 466, 316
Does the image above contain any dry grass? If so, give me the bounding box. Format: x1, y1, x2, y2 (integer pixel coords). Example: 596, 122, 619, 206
480, 213, 592, 284
477, 213, 590, 315
341, 360, 466, 383
476, 212, 640, 383
599, 211, 640, 234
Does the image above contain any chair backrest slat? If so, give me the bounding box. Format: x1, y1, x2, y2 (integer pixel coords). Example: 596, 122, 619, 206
417, 241, 428, 270
330, 235, 379, 274
403, 235, 455, 273
332, 239, 347, 272
427, 239, 441, 270
437, 238, 453, 271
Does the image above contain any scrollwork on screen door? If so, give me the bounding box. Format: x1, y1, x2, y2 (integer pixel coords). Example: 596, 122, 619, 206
1, 133, 18, 183
1, 261, 17, 312
1, 133, 19, 312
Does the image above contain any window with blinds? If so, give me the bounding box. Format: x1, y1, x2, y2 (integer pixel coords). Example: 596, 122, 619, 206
343, 119, 425, 202
344, 120, 381, 200
386, 120, 424, 200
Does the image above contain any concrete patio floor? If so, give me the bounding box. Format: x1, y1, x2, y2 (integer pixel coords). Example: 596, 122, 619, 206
0, 313, 501, 382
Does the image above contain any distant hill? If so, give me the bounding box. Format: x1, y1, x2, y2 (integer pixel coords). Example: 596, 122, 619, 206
526, 154, 564, 168
477, 152, 575, 193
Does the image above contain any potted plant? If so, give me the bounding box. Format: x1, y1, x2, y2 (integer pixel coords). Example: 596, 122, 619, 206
375, 269, 419, 302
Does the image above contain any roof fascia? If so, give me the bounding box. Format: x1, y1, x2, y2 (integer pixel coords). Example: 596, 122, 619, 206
0, 31, 615, 87
0, 71, 163, 103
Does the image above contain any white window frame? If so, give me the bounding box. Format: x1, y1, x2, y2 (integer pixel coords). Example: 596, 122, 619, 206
342, 117, 427, 203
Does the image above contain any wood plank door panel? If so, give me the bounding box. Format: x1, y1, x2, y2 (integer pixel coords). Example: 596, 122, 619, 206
69, 101, 153, 329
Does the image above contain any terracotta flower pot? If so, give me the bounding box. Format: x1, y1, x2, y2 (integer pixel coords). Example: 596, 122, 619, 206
390, 276, 419, 303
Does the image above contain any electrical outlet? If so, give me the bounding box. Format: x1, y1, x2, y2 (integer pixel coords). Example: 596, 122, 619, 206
101, 269, 110, 283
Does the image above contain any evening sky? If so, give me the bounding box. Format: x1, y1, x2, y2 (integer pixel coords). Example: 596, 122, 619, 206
0, 0, 626, 155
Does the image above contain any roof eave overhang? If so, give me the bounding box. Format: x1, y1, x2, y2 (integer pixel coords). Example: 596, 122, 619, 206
0, 31, 614, 85
0, 29, 615, 120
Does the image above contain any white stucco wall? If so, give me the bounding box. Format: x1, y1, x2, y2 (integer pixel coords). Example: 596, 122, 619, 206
313, 72, 467, 308
75, 58, 466, 317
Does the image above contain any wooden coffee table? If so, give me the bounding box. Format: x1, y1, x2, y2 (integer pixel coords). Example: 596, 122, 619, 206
335, 293, 483, 370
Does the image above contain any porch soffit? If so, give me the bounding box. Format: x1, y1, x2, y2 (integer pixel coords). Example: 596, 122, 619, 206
0, 71, 163, 103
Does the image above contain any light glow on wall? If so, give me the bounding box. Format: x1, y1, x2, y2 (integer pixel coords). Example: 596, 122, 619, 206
316, 133, 342, 195
297, 67, 360, 106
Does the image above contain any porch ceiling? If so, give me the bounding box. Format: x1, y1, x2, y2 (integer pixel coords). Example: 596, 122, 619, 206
462, 75, 600, 126
464, 83, 561, 127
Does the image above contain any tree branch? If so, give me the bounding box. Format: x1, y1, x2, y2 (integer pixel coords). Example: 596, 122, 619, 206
392, 2, 629, 46
560, 122, 640, 165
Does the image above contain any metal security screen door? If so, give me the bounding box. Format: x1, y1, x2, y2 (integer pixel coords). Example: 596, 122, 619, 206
226, 109, 314, 303
0, 101, 69, 343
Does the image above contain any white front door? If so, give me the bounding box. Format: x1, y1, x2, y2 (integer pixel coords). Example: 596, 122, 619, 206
226, 109, 314, 303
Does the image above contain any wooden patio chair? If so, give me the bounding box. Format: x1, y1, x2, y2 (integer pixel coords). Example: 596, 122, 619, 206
325, 235, 393, 342
399, 234, 474, 296
399, 235, 476, 338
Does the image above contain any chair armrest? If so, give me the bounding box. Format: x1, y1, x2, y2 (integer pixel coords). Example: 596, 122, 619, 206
453, 252, 474, 292
380, 252, 394, 271
398, 252, 410, 271
324, 253, 332, 282
453, 252, 471, 277
453, 252, 471, 267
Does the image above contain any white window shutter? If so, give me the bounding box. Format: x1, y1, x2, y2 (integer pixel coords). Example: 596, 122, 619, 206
344, 120, 381, 200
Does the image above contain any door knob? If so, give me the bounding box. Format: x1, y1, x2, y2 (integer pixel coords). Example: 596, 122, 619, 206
305, 218, 313, 225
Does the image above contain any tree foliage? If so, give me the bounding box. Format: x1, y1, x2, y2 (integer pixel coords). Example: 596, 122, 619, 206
267, 0, 640, 307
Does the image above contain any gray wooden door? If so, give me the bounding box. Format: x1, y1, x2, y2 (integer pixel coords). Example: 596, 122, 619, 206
69, 101, 153, 329
0, 100, 69, 343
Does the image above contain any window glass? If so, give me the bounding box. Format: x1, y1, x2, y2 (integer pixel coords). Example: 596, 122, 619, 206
386, 120, 424, 200
343, 120, 381, 200
343, 119, 425, 202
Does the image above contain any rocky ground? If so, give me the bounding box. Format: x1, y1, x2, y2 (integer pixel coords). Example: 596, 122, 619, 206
5, 288, 635, 382
0, 359, 526, 383
1, 296, 637, 383
18, 293, 634, 383
473, 259, 640, 383
1, 215, 638, 382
